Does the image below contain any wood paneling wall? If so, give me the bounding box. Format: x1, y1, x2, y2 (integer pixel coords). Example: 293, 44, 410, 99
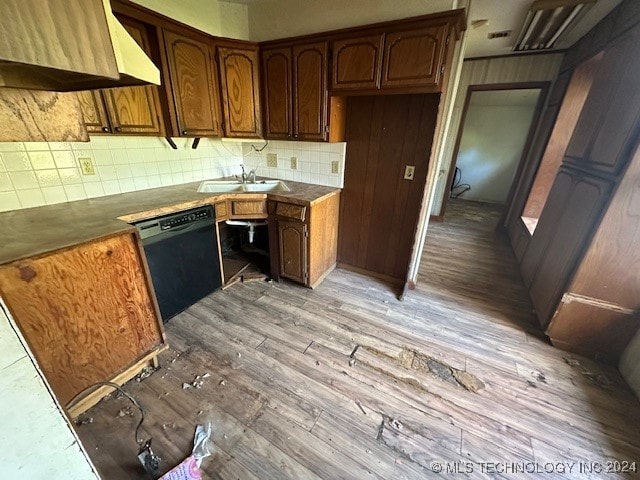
431, 53, 563, 217
338, 94, 439, 282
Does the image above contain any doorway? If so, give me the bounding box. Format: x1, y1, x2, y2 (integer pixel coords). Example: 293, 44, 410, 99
442, 84, 548, 218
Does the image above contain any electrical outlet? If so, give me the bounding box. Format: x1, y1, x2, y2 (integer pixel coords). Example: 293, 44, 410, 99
266, 153, 278, 168
404, 165, 415, 180
78, 157, 95, 175
331, 160, 340, 174
290, 156, 298, 170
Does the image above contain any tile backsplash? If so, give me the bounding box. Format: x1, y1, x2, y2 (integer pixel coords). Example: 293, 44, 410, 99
0, 136, 346, 212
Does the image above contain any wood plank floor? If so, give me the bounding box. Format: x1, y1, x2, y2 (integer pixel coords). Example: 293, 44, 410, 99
75, 199, 640, 479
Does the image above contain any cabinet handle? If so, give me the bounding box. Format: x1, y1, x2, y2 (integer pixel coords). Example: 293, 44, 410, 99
114, 126, 122, 132
293, 133, 298, 138
102, 127, 109, 133
182, 130, 188, 135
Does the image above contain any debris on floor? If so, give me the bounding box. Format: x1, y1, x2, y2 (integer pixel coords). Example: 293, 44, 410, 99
563, 356, 580, 367
117, 406, 134, 417
136, 365, 158, 382
183, 373, 211, 390
159, 423, 213, 480
563, 356, 617, 390
349, 345, 360, 367
74, 416, 93, 426
531, 370, 547, 384
355, 401, 367, 415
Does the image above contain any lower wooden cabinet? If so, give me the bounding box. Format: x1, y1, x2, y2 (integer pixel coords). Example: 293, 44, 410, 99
268, 192, 340, 288
0, 232, 165, 411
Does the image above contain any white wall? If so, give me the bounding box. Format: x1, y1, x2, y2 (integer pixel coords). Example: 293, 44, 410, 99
454, 103, 537, 204
0, 300, 99, 479
621, 330, 640, 400
130, 0, 250, 39
0, 137, 346, 212
248, 0, 457, 41
431, 53, 564, 216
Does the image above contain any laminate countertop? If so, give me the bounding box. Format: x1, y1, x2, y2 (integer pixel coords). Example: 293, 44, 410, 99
0, 179, 340, 266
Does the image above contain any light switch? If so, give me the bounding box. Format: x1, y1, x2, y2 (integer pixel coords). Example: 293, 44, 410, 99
404, 165, 415, 180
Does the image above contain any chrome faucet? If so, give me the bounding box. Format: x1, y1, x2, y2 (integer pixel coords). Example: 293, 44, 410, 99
248, 168, 257, 184
237, 164, 257, 184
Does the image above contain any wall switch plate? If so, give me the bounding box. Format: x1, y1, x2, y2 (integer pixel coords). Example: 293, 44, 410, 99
290, 156, 298, 170
404, 165, 415, 180
331, 160, 340, 174
78, 157, 95, 175
267, 153, 278, 168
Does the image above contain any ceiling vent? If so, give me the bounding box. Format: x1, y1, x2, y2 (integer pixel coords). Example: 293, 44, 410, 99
513, 0, 595, 51
488, 30, 512, 39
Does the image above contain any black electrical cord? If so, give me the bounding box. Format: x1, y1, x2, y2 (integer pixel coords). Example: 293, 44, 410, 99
66, 381, 146, 446
450, 166, 471, 199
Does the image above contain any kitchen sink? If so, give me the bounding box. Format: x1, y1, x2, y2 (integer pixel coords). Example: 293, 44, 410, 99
242, 180, 290, 193
197, 180, 245, 193
197, 180, 290, 194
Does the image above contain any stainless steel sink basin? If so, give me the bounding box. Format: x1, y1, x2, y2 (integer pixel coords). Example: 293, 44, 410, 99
197, 180, 244, 193
198, 180, 290, 194
242, 180, 290, 193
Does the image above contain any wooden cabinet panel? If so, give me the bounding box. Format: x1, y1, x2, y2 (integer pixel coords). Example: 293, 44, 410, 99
523, 168, 613, 327
262, 47, 292, 139
102, 18, 164, 135
230, 199, 266, 217
279, 220, 307, 283
564, 26, 640, 174
0, 234, 163, 405
275, 202, 306, 221
77, 90, 110, 134
218, 45, 262, 138
331, 34, 384, 91
163, 30, 221, 137
381, 24, 448, 89
293, 42, 328, 141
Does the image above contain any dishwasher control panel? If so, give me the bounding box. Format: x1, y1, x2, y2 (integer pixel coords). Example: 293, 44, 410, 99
133, 205, 215, 240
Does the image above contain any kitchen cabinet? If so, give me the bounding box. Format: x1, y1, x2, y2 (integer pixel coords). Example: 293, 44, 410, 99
161, 29, 222, 137
331, 34, 384, 91
78, 16, 165, 136
330, 18, 456, 93
262, 41, 332, 141
0, 232, 166, 414
268, 192, 340, 287
217, 44, 262, 138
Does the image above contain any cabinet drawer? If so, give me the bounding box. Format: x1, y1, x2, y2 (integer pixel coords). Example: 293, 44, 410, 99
230, 200, 266, 216
273, 201, 307, 221
215, 201, 228, 220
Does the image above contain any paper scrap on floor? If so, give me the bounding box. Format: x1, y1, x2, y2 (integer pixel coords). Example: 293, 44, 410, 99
160, 423, 212, 480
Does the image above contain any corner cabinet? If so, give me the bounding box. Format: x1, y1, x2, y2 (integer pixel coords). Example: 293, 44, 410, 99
0, 232, 166, 414
268, 192, 340, 288
262, 41, 331, 141
217, 44, 263, 138
161, 29, 222, 137
77, 16, 165, 136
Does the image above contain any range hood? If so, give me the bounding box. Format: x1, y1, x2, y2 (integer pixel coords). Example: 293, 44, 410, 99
0, 0, 160, 92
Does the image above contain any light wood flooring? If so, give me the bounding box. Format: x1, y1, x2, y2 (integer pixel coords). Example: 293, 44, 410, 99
76, 199, 640, 479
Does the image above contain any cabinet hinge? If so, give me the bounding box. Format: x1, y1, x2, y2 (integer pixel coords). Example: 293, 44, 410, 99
446, 34, 450, 46
324, 125, 329, 133
440, 64, 445, 75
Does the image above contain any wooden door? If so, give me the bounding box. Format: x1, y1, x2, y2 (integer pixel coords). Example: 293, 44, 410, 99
331, 34, 384, 91
521, 167, 613, 327
163, 30, 222, 137
381, 24, 448, 90
338, 94, 440, 281
292, 42, 328, 141
77, 90, 110, 134
261, 47, 292, 139
279, 220, 307, 284
218, 45, 262, 138
102, 17, 164, 135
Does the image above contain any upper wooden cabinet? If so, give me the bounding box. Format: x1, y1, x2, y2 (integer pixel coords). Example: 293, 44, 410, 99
217, 45, 263, 138
331, 34, 384, 91
381, 24, 448, 89
78, 16, 165, 136
262, 47, 292, 140
161, 30, 222, 137
330, 16, 460, 93
262, 41, 330, 141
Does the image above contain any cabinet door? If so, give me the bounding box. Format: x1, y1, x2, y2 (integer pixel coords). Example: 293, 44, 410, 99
163, 30, 222, 137
261, 47, 292, 139
331, 34, 384, 91
381, 24, 448, 90
292, 42, 328, 141
279, 220, 307, 284
102, 18, 164, 135
77, 90, 110, 134
218, 45, 262, 138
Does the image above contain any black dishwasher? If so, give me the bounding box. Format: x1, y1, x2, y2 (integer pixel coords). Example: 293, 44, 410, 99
134, 205, 222, 322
